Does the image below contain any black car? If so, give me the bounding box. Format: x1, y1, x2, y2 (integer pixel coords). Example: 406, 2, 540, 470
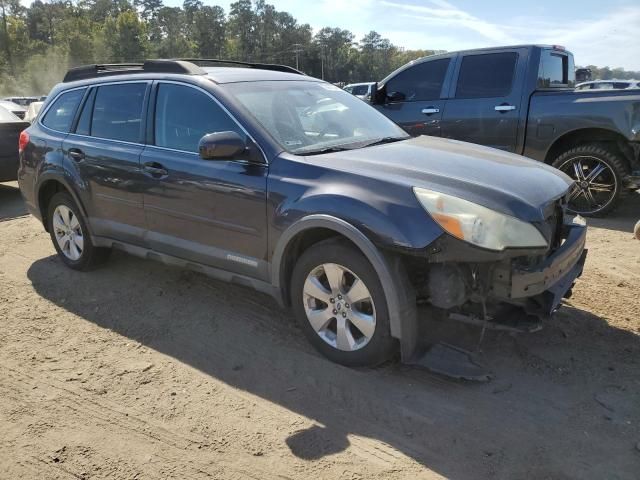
372, 45, 640, 216
0, 107, 29, 182
18, 60, 587, 368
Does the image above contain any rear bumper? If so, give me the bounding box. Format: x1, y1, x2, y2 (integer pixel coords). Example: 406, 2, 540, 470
492, 223, 587, 315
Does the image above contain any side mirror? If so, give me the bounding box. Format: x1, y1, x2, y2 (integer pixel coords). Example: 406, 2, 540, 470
198, 131, 247, 160
386, 91, 405, 103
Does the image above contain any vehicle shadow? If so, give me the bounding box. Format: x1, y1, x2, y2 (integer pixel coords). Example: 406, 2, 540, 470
587, 191, 640, 234
26, 252, 640, 479
0, 182, 28, 222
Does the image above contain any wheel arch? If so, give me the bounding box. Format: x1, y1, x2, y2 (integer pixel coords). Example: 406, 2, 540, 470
37, 176, 88, 232
271, 215, 416, 344
544, 127, 633, 173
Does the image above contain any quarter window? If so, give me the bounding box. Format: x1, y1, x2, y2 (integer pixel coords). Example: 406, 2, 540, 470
456, 53, 517, 98
41, 89, 85, 132
385, 58, 450, 102
154, 83, 243, 153
91, 83, 147, 142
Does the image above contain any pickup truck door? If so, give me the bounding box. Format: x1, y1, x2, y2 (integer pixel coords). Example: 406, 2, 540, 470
374, 57, 453, 137
441, 47, 528, 152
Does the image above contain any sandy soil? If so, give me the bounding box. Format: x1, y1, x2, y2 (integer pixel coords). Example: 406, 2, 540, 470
1, 180, 639, 479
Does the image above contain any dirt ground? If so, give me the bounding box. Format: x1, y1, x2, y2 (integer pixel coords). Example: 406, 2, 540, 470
0, 180, 639, 480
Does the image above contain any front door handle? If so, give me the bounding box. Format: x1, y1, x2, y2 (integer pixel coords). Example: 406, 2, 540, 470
68, 148, 85, 162
422, 107, 440, 115
143, 162, 168, 178
495, 104, 516, 112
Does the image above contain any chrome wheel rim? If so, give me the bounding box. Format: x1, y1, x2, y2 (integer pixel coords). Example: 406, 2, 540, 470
303, 263, 376, 352
559, 155, 617, 215
52, 205, 84, 261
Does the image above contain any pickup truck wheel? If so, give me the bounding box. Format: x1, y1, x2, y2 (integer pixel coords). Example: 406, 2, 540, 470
552, 144, 628, 217
290, 239, 396, 367
47, 192, 110, 270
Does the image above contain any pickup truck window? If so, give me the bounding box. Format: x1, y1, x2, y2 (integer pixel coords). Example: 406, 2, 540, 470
538, 50, 575, 88
351, 85, 369, 96
455, 52, 517, 99
385, 58, 450, 102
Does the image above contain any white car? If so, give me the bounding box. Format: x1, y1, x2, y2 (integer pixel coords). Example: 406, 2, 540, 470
575, 80, 640, 91
0, 100, 27, 120
24, 101, 44, 123
344, 82, 376, 100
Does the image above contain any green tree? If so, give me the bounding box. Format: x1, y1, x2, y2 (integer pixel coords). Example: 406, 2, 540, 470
104, 9, 148, 62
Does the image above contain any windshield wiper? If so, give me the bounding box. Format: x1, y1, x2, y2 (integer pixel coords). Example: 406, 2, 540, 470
297, 136, 408, 156
358, 136, 408, 148
297, 145, 353, 156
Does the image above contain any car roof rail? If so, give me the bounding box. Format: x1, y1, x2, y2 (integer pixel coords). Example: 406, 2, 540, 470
62, 60, 207, 83
176, 58, 305, 75
63, 58, 303, 83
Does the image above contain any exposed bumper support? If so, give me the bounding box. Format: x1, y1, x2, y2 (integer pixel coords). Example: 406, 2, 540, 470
492, 223, 587, 316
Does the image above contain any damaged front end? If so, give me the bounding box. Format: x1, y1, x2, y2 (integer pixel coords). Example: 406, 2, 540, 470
401, 196, 587, 379
413, 195, 587, 323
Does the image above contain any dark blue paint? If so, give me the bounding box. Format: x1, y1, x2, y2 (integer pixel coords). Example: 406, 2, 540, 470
19, 66, 573, 290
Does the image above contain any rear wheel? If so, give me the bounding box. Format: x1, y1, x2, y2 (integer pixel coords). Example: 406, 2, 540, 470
552, 144, 629, 217
290, 239, 396, 367
47, 192, 110, 270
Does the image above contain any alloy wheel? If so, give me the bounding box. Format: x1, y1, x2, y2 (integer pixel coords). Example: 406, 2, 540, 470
559, 155, 617, 215
302, 263, 376, 352
52, 205, 84, 261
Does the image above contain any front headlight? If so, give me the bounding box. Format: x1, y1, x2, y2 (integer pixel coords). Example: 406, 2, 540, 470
413, 187, 548, 251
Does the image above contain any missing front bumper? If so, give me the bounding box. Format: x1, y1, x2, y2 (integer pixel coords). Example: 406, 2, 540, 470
491, 223, 587, 316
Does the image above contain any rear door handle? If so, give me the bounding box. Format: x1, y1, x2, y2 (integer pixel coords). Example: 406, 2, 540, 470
143, 162, 168, 178
68, 148, 85, 162
421, 107, 440, 115
495, 104, 516, 112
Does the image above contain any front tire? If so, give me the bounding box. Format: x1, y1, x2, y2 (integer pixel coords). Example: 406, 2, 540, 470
552, 144, 629, 217
290, 238, 396, 367
47, 192, 110, 270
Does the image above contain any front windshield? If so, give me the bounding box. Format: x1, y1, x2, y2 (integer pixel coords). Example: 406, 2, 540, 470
226, 80, 408, 154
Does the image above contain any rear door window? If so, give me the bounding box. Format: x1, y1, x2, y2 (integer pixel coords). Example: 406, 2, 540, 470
41, 89, 85, 132
91, 83, 147, 143
386, 58, 450, 101
455, 53, 517, 98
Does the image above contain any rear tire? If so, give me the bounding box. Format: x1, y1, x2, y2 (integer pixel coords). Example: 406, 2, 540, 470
47, 192, 110, 270
290, 238, 396, 367
551, 144, 629, 217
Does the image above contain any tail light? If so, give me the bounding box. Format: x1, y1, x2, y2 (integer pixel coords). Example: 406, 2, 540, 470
18, 130, 29, 153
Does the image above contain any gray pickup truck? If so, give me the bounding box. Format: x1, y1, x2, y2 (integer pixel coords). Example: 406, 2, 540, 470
372, 45, 640, 216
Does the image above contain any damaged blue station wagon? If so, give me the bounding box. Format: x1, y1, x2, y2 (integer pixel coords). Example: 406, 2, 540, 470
18, 60, 587, 370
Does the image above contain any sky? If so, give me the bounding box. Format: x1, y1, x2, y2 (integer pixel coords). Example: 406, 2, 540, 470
161, 0, 640, 71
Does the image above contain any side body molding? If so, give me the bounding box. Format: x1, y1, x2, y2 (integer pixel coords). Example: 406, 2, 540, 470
270, 214, 418, 357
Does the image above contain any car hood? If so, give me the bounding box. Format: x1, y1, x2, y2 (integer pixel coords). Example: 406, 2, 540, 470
310, 136, 572, 222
